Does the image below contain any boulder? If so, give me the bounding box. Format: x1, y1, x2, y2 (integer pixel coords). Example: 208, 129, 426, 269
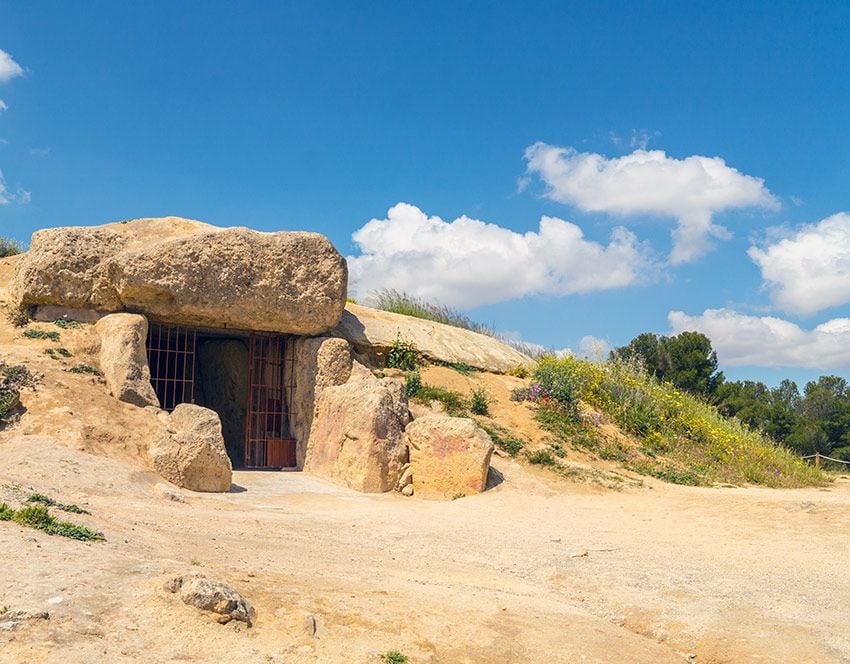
406, 416, 495, 500
167, 575, 255, 626
289, 336, 353, 465
11, 217, 348, 335
333, 303, 532, 373
149, 404, 232, 492
303, 377, 409, 492
94, 313, 160, 408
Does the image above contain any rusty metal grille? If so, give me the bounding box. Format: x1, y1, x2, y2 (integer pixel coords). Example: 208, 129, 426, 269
146, 323, 197, 411
245, 334, 295, 468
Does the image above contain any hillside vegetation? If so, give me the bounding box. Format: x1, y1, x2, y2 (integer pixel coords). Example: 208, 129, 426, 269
518, 356, 825, 488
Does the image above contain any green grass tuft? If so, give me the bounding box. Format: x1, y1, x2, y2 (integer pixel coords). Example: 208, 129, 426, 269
381, 651, 409, 664
11, 504, 103, 541
477, 421, 526, 456
411, 384, 468, 417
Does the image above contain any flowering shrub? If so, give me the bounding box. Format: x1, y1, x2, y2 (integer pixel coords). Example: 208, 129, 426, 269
0, 362, 35, 423
521, 354, 824, 488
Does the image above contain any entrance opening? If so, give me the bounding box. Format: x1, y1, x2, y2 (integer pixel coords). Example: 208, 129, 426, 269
146, 323, 297, 470
245, 335, 297, 469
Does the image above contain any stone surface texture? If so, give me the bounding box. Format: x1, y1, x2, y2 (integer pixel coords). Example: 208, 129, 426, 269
94, 313, 159, 408
333, 303, 532, 373
10, 217, 348, 335
303, 377, 409, 492
149, 404, 232, 492
406, 415, 495, 500
167, 575, 255, 626
289, 336, 353, 467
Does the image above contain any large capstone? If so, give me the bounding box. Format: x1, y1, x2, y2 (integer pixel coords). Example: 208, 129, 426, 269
10, 217, 348, 335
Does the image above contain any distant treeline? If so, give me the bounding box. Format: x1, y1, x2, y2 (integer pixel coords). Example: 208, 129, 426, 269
612, 332, 850, 462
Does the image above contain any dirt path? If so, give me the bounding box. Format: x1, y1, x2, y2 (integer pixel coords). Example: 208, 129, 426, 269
2, 433, 849, 664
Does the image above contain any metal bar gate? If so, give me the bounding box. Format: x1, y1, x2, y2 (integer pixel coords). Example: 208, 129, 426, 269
146, 323, 197, 411
244, 334, 296, 469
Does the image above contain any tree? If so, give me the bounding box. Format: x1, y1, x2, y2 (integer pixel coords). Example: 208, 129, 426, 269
611, 331, 724, 395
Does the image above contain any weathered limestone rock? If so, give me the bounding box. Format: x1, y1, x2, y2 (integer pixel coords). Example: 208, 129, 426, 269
406, 416, 495, 500
166, 575, 255, 626
303, 377, 408, 492
149, 404, 232, 492
334, 303, 532, 373
11, 217, 348, 335
290, 337, 353, 466
94, 313, 159, 408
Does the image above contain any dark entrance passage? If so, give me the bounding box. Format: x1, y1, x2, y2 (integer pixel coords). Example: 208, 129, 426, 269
146, 323, 296, 470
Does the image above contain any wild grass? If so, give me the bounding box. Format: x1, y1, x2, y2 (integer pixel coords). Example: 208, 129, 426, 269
4, 503, 103, 541
520, 355, 825, 488
26, 492, 90, 515
410, 384, 468, 417
371, 289, 553, 359
476, 421, 526, 456
381, 652, 408, 664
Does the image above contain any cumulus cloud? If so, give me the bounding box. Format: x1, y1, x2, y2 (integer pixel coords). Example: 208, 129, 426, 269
669, 308, 850, 369
347, 202, 659, 308
748, 212, 850, 317
0, 169, 30, 205
524, 142, 779, 264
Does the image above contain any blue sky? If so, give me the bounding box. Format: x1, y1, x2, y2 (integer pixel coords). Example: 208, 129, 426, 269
2, 2, 850, 386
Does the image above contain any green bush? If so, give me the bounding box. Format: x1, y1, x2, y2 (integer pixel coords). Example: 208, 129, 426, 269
381, 652, 408, 664
470, 387, 490, 416
386, 334, 418, 371
404, 370, 422, 398
527, 448, 557, 466
533, 357, 580, 418
0, 236, 24, 258
5, 307, 30, 328
507, 364, 531, 379
0, 362, 34, 423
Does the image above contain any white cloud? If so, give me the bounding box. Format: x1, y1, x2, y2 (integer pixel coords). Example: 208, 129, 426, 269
0, 50, 24, 83
669, 308, 850, 369
524, 142, 779, 265
748, 212, 850, 317
347, 202, 659, 308
0, 169, 30, 205
0, 100, 6, 113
